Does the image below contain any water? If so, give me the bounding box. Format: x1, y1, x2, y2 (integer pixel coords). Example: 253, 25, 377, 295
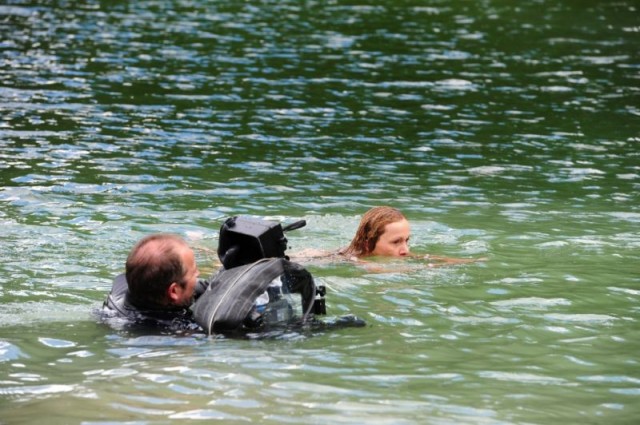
1, 0, 639, 423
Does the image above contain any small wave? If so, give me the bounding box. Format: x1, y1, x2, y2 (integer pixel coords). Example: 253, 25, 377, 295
0, 340, 29, 362
0, 384, 76, 396
544, 313, 617, 324
491, 297, 571, 310
608, 286, 640, 296
478, 371, 568, 385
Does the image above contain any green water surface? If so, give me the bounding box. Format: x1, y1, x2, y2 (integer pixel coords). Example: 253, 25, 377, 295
1, 1, 639, 424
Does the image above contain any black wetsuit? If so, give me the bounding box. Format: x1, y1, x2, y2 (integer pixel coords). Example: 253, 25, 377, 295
101, 273, 209, 331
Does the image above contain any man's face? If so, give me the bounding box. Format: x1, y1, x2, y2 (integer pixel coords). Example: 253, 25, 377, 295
173, 246, 199, 307
371, 219, 411, 257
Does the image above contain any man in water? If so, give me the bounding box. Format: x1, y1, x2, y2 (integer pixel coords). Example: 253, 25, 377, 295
102, 233, 207, 330
101, 228, 363, 333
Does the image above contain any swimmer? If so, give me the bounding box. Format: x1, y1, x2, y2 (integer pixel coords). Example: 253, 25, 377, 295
339, 206, 411, 258
292, 206, 484, 268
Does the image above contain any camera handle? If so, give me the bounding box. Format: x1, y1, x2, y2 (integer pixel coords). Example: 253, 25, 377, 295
282, 220, 306, 232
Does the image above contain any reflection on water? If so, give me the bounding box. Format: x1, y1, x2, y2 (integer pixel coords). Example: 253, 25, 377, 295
1, 0, 639, 423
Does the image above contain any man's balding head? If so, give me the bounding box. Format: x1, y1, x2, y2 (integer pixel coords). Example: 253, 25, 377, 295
125, 234, 191, 309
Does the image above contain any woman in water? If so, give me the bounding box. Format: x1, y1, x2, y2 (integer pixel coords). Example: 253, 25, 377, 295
338, 206, 411, 258
293, 206, 482, 267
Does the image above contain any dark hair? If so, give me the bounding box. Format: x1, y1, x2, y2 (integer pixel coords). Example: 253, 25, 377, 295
341, 206, 407, 257
125, 234, 188, 309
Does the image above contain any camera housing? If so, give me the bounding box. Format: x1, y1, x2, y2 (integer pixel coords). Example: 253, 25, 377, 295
215, 216, 326, 321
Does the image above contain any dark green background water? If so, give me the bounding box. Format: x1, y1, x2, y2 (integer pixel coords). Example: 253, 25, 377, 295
1, 1, 638, 423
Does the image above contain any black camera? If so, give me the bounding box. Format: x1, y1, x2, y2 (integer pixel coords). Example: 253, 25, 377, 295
217, 216, 306, 269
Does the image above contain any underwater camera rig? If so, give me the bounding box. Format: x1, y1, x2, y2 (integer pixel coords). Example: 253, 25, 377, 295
217, 216, 326, 316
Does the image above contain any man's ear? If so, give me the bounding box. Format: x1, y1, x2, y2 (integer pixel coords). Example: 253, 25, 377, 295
167, 282, 181, 303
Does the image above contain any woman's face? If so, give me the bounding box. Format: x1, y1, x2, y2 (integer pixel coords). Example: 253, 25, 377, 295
371, 219, 410, 257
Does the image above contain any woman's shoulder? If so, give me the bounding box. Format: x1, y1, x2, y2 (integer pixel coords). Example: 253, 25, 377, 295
289, 248, 356, 264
